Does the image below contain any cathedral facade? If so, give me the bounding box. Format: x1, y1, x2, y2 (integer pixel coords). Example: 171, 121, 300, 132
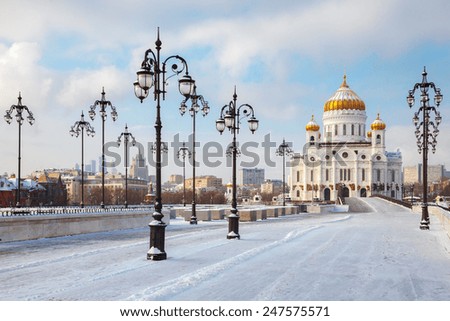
289, 76, 402, 202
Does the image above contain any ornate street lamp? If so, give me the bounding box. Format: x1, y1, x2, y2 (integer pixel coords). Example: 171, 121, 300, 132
117, 124, 136, 208
4, 92, 35, 207
134, 28, 196, 260
70, 111, 95, 207
88, 87, 118, 208
180, 86, 209, 224
177, 142, 191, 207
216, 87, 258, 239
276, 138, 293, 206
407, 67, 443, 230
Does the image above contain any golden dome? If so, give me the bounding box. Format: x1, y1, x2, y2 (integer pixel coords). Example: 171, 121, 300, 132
305, 114, 320, 131
324, 75, 366, 112
371, 113, 386, 130
367, 131, 372, 138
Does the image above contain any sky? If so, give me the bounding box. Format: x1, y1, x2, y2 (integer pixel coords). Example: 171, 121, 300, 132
1, 0, 450, 182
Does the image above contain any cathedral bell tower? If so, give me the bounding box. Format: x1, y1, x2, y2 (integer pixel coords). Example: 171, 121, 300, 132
370, 113, 386, 153
305, 115, 320, 146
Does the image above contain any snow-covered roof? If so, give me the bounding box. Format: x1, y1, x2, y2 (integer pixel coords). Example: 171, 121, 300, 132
0, 177, 16, 191
5, 178, 46, 191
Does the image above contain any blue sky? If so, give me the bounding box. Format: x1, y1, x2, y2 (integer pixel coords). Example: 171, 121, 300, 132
1, 0, 450, 182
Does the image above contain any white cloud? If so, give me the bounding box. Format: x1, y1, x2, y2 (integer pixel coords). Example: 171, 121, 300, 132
56, 66, 128, 110
176, 0, 450, 76
386, 123, 450, 168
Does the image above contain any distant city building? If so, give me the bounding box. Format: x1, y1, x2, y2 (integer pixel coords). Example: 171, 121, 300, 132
91, 160, 97, 174
169, 174, 183, 184
238, 168, 265, 186
129, 151, 149, 181
84, 164, 92, 173
65, 173, 148, 206
185, 175, 223, 190
0, 176, 16, 207
403, 164, 446, 184
261, 179, 283, 195
0, 175, 47, 207
36, 171, 67, 206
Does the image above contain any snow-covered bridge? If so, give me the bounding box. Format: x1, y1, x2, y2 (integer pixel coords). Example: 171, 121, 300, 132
1, 197, 449, 301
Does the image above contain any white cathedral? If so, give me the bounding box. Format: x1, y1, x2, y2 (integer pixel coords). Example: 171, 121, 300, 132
289, 75, 402, 202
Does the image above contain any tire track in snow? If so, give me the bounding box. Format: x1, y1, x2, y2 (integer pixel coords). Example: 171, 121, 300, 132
0, 224, 222, 275
127, 225, 323, 300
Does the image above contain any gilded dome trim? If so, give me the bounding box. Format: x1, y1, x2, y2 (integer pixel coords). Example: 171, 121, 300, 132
371, 113, 386, 130
305, 114, 320, 132
324, 75, 366, 112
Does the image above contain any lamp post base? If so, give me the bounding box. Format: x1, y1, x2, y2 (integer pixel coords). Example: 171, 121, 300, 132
419, 222, 430, 230
420, 205, 430, 230
227, 214, 240, 239
190, 216, 198, 225
147, 220, 167, 260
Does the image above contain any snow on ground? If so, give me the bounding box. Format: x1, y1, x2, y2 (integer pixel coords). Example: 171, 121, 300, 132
0, 198, 449, 301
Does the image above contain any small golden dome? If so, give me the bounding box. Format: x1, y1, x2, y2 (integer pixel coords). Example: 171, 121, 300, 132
367, 131, 372, 138
371, 113, 386, 130
305, 115, 320, 131
324, 75, 366, 112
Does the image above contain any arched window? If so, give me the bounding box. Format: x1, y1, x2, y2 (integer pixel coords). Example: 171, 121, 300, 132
296, 190, 300, 197
351, 124, 355, 135
376, 134, 381, 144
343, 124, 347, 135
296, 171, 300, 182
334, 125, 338, 136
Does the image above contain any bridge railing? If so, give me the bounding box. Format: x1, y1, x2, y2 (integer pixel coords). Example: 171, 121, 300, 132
371, 194, 413, 209
0, 205, 154, 217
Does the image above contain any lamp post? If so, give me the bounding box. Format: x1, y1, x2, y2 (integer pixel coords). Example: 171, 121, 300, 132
276, 138, 293, 206
180, 86, 209, 224
216, 87, 258, 239
4, 92, 35, 207
177, 142, 191, 207
88, 88, 118, 208
117, 124, 136, 208
134, 28, 196, 260
407, 67, 443, 230
70, 111, 95, 208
